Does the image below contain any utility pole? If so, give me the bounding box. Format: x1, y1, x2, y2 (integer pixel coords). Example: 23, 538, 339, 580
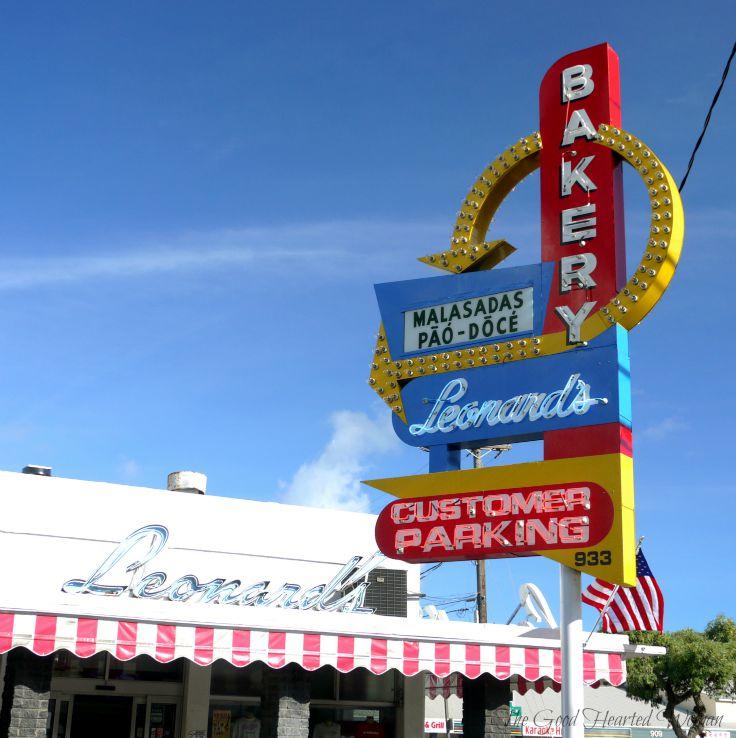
470, 445, 510, 623
473, 450, 488, 623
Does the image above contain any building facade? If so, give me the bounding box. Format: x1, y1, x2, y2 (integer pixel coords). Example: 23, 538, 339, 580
423, 679, 736, 737
0, 470, 629, 738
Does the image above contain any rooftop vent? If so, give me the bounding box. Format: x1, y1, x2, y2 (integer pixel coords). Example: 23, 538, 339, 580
167, 470, 206, 495
22, 465, 52, 477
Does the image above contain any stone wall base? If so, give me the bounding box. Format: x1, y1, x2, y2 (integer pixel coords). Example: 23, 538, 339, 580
261, 663, 311, 738
0, 650, 53, 738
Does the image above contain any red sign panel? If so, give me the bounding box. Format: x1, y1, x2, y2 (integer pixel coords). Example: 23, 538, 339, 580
375, 483, 614, 563
539, 43, 625, 340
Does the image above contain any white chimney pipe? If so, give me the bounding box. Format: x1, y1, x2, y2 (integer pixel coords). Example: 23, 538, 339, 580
167, 471, 207, 495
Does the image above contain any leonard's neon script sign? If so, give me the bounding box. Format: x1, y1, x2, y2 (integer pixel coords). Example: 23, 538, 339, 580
63, 524, 383, 614
408, 373, 607, 437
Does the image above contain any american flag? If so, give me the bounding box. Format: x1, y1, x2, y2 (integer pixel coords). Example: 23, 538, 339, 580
582, 549, 664, 633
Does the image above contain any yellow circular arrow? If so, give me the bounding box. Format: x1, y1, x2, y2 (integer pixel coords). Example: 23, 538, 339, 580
369, 125, 684, 421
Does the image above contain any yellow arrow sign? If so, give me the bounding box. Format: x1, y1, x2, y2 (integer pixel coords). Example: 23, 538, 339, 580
364, 452, 636, 587
368, 126, 684, 422
418, 239, 516, 274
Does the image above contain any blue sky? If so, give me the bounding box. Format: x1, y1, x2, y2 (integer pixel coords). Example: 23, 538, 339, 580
1, 3, 734, 631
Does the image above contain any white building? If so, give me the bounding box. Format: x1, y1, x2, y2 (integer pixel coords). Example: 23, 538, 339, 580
0, 468, 630, 738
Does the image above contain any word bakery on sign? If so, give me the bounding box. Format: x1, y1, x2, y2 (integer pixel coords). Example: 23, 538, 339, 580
403, 287, 533, 352
543, 57, 623, 344
375, 483, 614, 563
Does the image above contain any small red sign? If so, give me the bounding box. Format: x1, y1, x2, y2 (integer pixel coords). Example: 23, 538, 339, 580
375, 482, 614, 563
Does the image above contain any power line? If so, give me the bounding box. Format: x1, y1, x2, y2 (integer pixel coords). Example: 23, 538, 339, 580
420, 563, 443, 579
422, 595, 477, 604
421, 594, 479, 607
679, 41, 736, 192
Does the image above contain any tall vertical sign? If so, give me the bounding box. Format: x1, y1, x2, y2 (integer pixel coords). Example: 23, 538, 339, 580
540, 46, 627, 738
364, 42, 684, 736
540, 45, 632, 466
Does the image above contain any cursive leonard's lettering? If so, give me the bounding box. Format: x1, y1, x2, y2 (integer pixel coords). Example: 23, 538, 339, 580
62, 524, 382, 614
409, 373, 607, 436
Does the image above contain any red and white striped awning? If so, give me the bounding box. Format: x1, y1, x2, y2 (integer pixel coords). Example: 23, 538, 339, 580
426, 673, 465, 699
0, 612, 625, 689
425, 672, 613, 699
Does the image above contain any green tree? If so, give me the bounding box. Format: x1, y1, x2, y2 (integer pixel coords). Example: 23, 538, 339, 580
626, 616, 736, 738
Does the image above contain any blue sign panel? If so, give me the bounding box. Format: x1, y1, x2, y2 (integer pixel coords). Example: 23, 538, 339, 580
392, 327, 631, 448
375, 263, 554, 361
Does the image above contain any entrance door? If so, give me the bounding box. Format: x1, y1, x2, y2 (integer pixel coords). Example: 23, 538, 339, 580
147, 701, 177, 738
70, 695, 133, 738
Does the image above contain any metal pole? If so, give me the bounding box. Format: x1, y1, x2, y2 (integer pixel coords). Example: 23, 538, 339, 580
560, 565, 583, 738
473, 451, 487, 623
444, 694, 451, 738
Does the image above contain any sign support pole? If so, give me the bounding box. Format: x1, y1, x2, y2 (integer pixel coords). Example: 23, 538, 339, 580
539, 44, 627, 738
560, 565, 584, 738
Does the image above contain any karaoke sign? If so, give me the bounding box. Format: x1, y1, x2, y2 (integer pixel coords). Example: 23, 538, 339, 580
365, 44, 684, 587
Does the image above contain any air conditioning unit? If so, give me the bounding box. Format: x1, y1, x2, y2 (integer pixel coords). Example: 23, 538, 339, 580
363, 568, 408, 618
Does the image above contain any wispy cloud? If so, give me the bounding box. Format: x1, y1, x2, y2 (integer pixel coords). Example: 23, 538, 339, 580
118, 458, 142, 482
0, 209, 566, 294
279, 409, 398, 512
0, 219, 451, 292
641, 417, 689, 441
3, 180, 734, 293
0, 246, 334, 291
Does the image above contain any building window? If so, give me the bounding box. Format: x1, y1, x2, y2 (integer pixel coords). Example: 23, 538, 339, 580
108, 655, 184, 682
209, 661, 263, 697
52, 652, 184, 682
208, 705, 261, 738
338, 668, 396, 703
53, 652, 106, 679
311, 666, 338, 700
310, 707, 397, 738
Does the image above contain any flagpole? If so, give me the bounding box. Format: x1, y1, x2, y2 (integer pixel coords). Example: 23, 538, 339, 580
584, 537, 644, 646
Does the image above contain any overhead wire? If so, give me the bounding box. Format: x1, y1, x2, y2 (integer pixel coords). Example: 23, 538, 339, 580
679, 41, 736, 192
420, 563, 443, 579
421, 594, 479, 608
422, 594, 477, 604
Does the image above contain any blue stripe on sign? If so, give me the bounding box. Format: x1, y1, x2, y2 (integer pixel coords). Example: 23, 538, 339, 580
392, 329, 630, 448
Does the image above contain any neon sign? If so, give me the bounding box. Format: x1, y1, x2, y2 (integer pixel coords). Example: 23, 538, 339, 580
366, 452, 632, 582
375, 482, 614, 562
62, 524, 382, 614
365, 43, 684, 587
407, 374, 607, 437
